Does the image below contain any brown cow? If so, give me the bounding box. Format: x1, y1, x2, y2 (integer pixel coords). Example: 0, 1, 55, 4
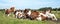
24, 9, 47, 21
5, 7, 15, 16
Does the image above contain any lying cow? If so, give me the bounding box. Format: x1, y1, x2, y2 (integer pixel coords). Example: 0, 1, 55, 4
24, 9, 47, 21
14, 10, 25, 19
36, 9, 57, 21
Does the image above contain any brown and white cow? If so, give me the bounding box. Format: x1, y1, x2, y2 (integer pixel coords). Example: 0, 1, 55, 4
36, 9, 57, 21
44, 9, 57, 21
14, 10, 24, 18
5, 7, 15, 16
23, 9, 47, 21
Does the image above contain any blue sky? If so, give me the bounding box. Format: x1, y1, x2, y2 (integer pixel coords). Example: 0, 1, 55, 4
0, 0, 60, 9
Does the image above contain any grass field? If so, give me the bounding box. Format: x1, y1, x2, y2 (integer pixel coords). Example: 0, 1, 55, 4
0, 11, 60, 24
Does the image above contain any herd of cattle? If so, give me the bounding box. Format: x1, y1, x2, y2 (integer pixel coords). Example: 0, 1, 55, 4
5, 7, 58, 21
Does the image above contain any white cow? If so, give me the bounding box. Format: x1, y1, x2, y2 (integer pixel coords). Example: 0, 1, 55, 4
36, 9, 57, 21
45, 11, 57, 21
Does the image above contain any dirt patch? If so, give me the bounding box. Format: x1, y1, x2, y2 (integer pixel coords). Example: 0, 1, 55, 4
47, 18, 60, 24
56, 18, 60, 22
52, 18, 60, 23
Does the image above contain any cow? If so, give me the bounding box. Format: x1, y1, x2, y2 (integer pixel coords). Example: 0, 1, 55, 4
5, 7, 15, 16
36, 9, 57, 21
23, 9, 30, 18
14, 10, 24, 18
45, 9, 57, 21
23, 9, 47, 21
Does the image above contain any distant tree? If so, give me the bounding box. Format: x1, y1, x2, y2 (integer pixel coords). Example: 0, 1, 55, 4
0, 9, 5, 11
38, 7, 52, 11
58, 8, 60, 11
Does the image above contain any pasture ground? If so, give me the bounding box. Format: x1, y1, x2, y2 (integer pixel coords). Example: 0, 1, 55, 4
0, 11, 60, 24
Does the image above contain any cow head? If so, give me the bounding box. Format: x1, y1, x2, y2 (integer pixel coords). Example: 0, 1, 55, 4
10, 7, 15, 12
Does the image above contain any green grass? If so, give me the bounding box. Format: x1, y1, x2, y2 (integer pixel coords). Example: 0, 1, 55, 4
0, 11, 60, 24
